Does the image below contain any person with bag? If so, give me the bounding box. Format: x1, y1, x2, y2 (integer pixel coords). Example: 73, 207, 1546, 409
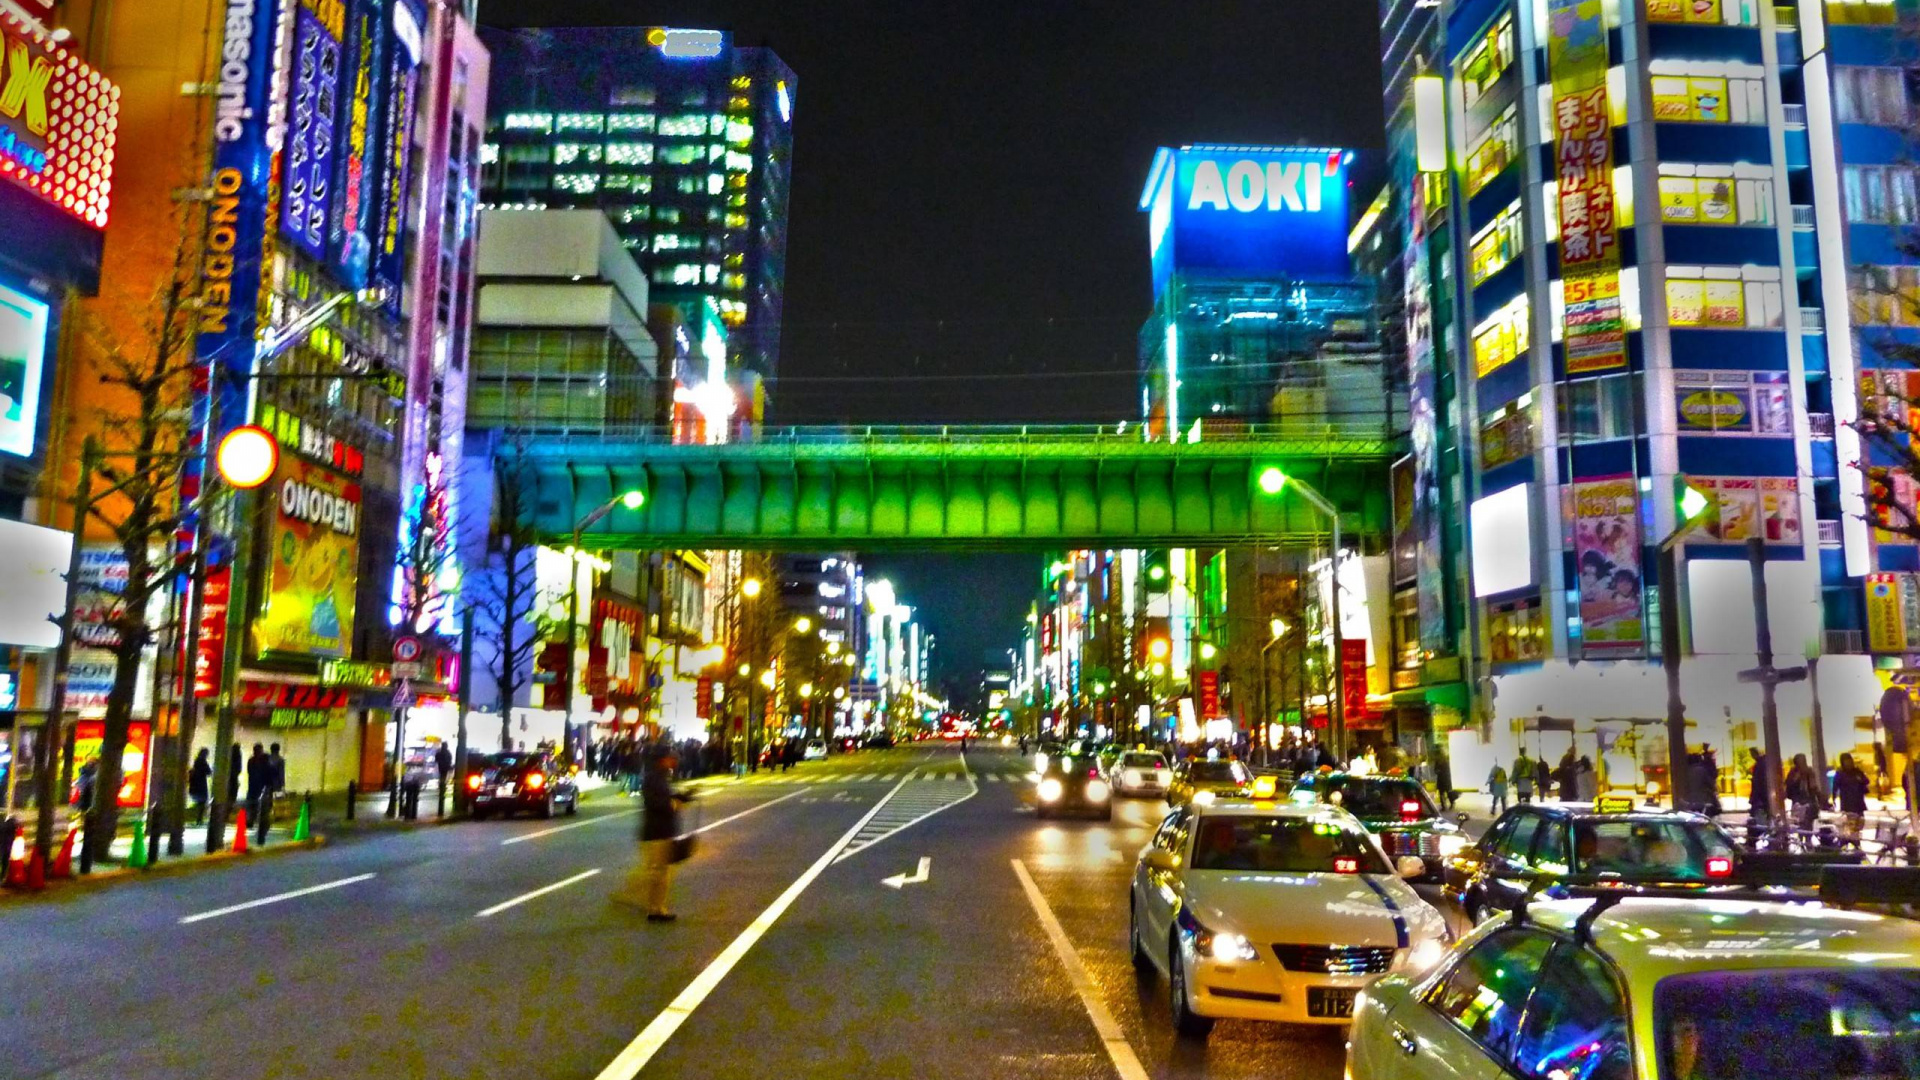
1785, 753, 1822, 833
613, 745, 688, 921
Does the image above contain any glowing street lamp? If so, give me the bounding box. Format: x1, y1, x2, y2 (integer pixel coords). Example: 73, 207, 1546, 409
1199, 642, 1218, 661
1258, 466, 1287, 495
794, 616, 813, 634
741, 577, 763, 598
215, 425, 278, 489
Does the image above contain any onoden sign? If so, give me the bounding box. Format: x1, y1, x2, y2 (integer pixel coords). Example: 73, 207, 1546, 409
256, 456, 361, 657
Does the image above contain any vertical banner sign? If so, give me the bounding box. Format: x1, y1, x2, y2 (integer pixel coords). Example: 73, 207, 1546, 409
1547, 0, 1626, 374
1572, 476, 1645, 655
1198, 670, 1220, 720
280, 0, 344, 259
1340, 639, 1370, 727
371, 0, 423, 314
190, 0, 288, 515
328, 0, 385, 287
1404, 181, 1448, 652
193, 566, 232, 698
696, 677, 714, 720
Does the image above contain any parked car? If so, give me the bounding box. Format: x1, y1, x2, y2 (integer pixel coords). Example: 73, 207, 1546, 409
466, 752, 578, 819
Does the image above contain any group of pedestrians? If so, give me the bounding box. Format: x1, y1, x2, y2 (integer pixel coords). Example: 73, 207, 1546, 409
178, 743, 283, 842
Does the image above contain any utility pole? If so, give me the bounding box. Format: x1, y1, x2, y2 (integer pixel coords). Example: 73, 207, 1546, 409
33, 437, 98, 870
454, 606, 474, 812
1734, 536, 1803, 837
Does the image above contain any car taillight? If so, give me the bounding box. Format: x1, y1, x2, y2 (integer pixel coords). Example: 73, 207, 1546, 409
1705, 855, 1733, 878
1333, 857, 1360, 874
1089, 767, 1100, 778
466, 775, 481, 790
1154, 762, 1164, 770
526, 772, 546, 790
1401, 800, 1422, 822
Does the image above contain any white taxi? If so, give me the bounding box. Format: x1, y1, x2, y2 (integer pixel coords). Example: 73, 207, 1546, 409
1110, 750, 1173, 797
1130, 800, 1449, 1038
1348, 894, 1920, 1080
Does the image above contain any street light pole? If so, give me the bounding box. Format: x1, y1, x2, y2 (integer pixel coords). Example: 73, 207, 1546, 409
561, 489, 644, 761
1267, 471, 1345, 763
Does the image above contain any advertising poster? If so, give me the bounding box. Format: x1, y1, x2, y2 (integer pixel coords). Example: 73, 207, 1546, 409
1572, 476, 1644, 655
371, 0, 423, 313
1404, 182, 1448, 652
281, 0, 344, 259
1867, 573, 1904, 653
256, 456, 361, 657
1674, 374, 1750, 432
1760, 476, 1802, 543
1198, 670, 1221, 720
193, 566, 231, 699
328, 0, 386, 287
1547, 0, 1626, 374
0, 282, 48, 458
1340, 639, 1375, 728
67, 650, 118, 714
1703, 279, 1745, 327
73, 545, 130, 648
71, 720, 152, 809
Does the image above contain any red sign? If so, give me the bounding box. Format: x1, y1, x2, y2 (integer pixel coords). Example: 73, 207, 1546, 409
1340, 639, 1375, 728
0, 9, 119, 227
1198, 670, 1221, 720
238, 682, 353, 709
72, 720, 151, 809
696, 677, 714, 720
192, 566, 231, 699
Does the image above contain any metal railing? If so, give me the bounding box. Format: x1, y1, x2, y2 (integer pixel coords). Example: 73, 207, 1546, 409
1824, 628, 1866, 654
523, 416, 1405, 449
1791, 204, 1816, 229
1817, 519, 1843, 545
1782, 103, 1808, 127
1799, 307, 1825, 332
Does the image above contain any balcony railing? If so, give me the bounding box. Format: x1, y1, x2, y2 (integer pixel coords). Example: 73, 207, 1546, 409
1800, 307, 1825, 333
1792, 204, 1816, 229
1818, 519, 1844, 545
1783, 103, 1807, 127
1774, 5, 1797, 28
1824, 628, 1865, 655
1808, 411, 1835, 437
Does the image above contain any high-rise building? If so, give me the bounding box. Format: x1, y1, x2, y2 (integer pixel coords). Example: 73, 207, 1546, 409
1378, 0, 1918, 792
476, 26, 794, 415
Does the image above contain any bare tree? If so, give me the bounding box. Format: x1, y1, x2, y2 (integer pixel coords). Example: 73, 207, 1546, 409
62, 254, 200, 863
473, 436, 546, 751
1856, 256, 1920, 541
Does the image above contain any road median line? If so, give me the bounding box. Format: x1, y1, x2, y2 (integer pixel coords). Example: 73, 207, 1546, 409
476, 868, 602, 918
177, 872, 376, 925
1010, 858, 1150, 1080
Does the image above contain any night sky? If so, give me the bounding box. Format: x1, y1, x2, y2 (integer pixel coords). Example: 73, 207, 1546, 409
480, 1, 1384, 685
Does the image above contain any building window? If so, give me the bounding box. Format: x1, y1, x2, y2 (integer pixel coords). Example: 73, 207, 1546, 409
605, 142, 655, 166
1465, 106, 1520, 196
1650, 75, 1764, 123
1487, 597, 1547, 663
1559, 373, 1640, 443
556, 113, 604, 133
1827, 1, 1900, 25
1834, 66, 1909, 125
553, 173, 599, 195
553, 143, 602, 166
1474, 297, 1530, 378
1673, 370, 1793, 436
659, 144, 704, 166
607, 112, 656, 132
1658, 171, 1774, 226
1646, 0, 1758, 25
1470, 201, 1525, 287
1665, 270, 1783, 329
1851, 265, 1920, 326
659, 114, 710, 138
1457, 14, 1516, 111
1481, 396, 1534, 469
503, 112, 552, 132
1844, 164, 1920, 224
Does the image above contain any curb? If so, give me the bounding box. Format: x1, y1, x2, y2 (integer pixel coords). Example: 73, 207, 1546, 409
1, 835, 329, 905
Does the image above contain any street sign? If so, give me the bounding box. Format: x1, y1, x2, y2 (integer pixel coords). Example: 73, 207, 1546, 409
394, 636, 423, 663
393, 679, 415, 710
391, 662, 425, 680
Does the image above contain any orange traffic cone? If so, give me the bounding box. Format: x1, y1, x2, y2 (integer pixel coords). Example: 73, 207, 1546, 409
52, 825, 79, 878
232, 808, 248, 853
25, 848, 45, 889
4, 833, 25, 888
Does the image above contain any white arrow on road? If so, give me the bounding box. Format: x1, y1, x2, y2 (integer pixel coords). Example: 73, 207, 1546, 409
881, 856, 931, 889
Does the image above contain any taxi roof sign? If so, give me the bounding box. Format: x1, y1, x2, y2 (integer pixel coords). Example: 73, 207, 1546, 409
1594, 793, 1637, 814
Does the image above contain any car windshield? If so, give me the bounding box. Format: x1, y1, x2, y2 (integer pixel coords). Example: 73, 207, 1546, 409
1657, 969, 1920, 1079
1189, 761, 1248, 782
489, 755, 533, 771
1188, 815, 1391, 873
1122, 753, 1165, 768
1572, 819, 1734, 879
1044, 757, 1093, 777
1317, 777, 1436, 818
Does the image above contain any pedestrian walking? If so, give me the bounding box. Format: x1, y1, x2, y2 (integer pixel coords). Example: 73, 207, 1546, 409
1513, 753, 1534, 804
244, 743, 269, 827
1785, 753, 1821, 833
1487, 764, 1509, 815
260, 742, 285, 844
1434, 755, 1455, 810
1534, 757, 1551, 801
226, 742, 242, 806
1834, 753, 1871, 848
1747, 749, 1774, 840
1555, 749, 1578, 802
189, 748, 212, 825
1576, 756, 1598, 803
613, 746, 686, 920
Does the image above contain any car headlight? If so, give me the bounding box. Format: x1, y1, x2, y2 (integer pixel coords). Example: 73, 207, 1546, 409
1086, 779, 1110, 802
1191, 790, 1216, 806
1037, 777, 1063, 802
1438, 833, 1469, 858
1209, 931, 1258, 962
1034, 752, 1049, 772
1400, 936, 1448, 974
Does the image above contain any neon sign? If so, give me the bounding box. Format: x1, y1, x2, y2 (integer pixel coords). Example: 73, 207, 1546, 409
0, 9, 120, 227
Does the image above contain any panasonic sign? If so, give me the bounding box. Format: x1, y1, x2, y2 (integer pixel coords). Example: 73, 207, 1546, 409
1140, 145, 1354, 293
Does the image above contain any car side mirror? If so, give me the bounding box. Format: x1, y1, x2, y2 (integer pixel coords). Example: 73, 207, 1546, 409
1144, 849, 1178, 872
1396, 855, 1427, 880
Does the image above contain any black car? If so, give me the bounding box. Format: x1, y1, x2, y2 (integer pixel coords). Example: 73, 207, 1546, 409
467, 752, 579, 819
1289, 771, 1468, 882
1034, 754, 1112, 820
1443, 804, 1746, 921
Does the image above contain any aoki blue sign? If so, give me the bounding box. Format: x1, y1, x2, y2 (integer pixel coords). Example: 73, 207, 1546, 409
1139, 145, 1354, 294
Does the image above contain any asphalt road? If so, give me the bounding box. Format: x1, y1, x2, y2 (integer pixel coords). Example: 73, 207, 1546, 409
0, 745, 1358, 1080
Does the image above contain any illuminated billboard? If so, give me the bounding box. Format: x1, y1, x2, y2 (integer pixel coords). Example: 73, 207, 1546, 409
0, 8, 120, 228
0, 281, 48, 457
257, 454, 362, 657
1139, 145, 1354, 293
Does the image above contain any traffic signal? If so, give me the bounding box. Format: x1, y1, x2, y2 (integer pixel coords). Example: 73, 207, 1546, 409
535, 640, 570, 707
1143, 551, 1170, 592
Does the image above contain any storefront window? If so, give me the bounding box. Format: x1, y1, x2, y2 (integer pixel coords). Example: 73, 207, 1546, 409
1474, 297, 1530, 378
1481, 396, 1534, 469
1488, 596, 1547, 662
1650, 74, 1764, 124
1658, 172, 1774, 226
1470, 201, 1525, 287
1458, 15, 1516, 111
1673, 371, 1792, 436
1559, 374, 1641, 444
1465, 106, 1519, 196
1666, 271, 1782, 329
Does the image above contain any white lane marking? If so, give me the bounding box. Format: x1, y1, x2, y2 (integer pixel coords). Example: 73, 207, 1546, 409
592, 777, 911, 1080
178, 873, 376, 925
832, 774, 978, 864
686, 788, 806, 835
502, 809, 640, 845
1010, 859, 1151, 1080
476, 868, 603, 918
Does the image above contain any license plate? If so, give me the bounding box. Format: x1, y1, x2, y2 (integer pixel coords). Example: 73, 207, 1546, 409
1307, 987, 1356, 1018
496, 784, 515, 797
